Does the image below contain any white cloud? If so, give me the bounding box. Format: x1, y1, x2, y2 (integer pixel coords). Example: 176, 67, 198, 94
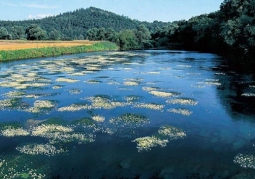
3, 2, 59, 9
28, 14, 55, 19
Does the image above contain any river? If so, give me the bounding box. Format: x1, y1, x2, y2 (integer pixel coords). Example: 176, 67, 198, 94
0, 50, 254, 178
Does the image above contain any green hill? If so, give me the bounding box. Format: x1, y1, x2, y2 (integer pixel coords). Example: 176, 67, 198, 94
0, 7, 168, 40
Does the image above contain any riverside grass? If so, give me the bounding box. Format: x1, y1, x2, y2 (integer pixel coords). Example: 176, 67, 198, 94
0, 41, 119, 61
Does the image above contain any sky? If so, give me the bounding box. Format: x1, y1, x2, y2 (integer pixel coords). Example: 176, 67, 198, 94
0, 0, 223, 22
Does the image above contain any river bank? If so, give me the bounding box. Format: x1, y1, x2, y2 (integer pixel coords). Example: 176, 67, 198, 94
0, 41, 119, 61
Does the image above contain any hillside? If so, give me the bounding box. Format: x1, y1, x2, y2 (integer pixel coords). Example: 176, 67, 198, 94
0, 7, 168, 40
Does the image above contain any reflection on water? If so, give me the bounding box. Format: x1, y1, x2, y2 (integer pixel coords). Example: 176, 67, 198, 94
0, 50, 254, 178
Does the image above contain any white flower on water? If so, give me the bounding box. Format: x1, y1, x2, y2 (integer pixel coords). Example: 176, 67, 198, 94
158, 125, 186, 140
16, 143, 64, 156
132, 136, 168, 152
234, 153, 255, 169
1, 127, 30, 137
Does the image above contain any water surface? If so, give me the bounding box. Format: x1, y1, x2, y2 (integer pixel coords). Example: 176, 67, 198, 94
0, 50, 254, 178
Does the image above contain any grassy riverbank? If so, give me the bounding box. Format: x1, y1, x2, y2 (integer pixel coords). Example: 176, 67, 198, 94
0, 41, 119, 61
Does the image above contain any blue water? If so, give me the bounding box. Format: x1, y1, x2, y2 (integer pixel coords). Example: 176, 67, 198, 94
0, 50, 254, 178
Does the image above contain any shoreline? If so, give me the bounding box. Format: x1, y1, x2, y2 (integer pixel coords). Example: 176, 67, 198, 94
0, 41, 119, 61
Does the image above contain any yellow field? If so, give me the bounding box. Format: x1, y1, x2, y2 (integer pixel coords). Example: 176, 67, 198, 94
0, 40, 97, 51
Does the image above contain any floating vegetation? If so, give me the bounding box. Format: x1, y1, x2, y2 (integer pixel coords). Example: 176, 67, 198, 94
158, 125, 186, 140
68, 89, 82, 95
85, 79, 101, 84
16, 143, 65, 156
142, 86, 159, 92
0, 98, 22, 110
86, 95, 128, 109
0, 155, 47, 179
72, 118, 95, 128
124, 81, 139, 86
167, 108, 192, 116
241, 93, 255, 97
91, 115, 105, 122
31, 124, 94, 144
0, 99, 13, 108
55, 78, 79, 83
134, 103, 164, 111
124, 95, 141, 102
204, 79, 221, 86
3, 91, 25, 98
0, 127, 29, 137
58, 103, 91, 112
31, 124, 73, 136
52, 85, 63, 89
233, 153, 255, 169
109, 113, 149, 127
132, 136, 168, 152
25, 100, 55, 113
166, 98, 198, 105
46, 133, 94, 144
149, 90, 180, 98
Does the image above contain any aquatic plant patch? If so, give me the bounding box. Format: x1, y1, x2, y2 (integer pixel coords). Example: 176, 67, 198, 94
55, 78, 79, 83
0, 127, 29, 137
16, 143, 65, 156
132, 136, 169, 152
234, 153, 255, 169
58, 103, 92, 112
149, 90, 180, 98
24, 100, 55, 113
68, 89, 82, 95
124, 81, 139, 86
85, 95, 129, 109
109, 113, 149, 127
241, 93, 255, 97
158, 125, 186, 140
91, 115, 105, 122
133, 103, 164, 111
167, 108, 193, 116
166, 98, 198, 105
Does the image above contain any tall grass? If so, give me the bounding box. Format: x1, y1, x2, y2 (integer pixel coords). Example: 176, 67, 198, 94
0, 41, 119, 61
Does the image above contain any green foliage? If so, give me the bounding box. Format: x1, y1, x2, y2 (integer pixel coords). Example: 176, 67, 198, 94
10, 26, 25, 40
0, 27, 11, 40
48, 29, 61, 40
152, 0, 255, 59
25, 24, 47, 40
0, 41, 118, 61
0, 7, 168, 40
114, 30, 139, 50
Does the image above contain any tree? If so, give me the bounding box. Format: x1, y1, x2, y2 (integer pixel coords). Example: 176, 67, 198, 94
86, 28, 99, 40
105, 28, 116, 41
10, 26, 24, 40
49, 29, 61, 40
115, 30, 138, 50
0, 27, 11, 40
25, 24, 47, 40
134, 24, 151, 48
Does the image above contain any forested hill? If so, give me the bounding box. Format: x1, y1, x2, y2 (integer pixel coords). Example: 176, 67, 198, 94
0, 7, 168, 40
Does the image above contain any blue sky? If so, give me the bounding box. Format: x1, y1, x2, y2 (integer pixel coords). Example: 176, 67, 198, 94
0, 0, 223, 22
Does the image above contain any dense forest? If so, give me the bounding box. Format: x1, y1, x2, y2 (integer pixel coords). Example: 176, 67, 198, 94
0, 7, 168, 40
0, 0, 254, 60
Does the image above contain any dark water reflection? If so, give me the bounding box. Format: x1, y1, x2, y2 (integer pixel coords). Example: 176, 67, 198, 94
0, 50, 254, 178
